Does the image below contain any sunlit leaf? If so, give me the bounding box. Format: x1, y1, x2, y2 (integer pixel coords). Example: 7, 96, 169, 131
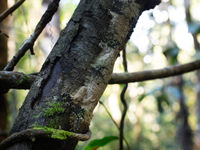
84, 136, 118, 150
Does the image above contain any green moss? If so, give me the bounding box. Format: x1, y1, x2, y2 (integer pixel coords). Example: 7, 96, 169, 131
44, 101, 65, 117
33, 126, 74, 140
51, 129, 73, 140
18, 75, 31, 85
32, 101, 65, 129
48, 116, 60, 128
32, 122, 39, 127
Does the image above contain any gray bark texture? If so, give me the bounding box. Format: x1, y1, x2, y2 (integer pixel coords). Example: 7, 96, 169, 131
4, 0, 160, 149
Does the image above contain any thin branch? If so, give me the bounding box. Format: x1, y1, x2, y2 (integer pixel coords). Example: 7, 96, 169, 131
0, 128, 91, 150
3, 0, 60, 71
0, 0, 25, 23
119, 48, 128, 150
109, 59, 200, 84
1, 60, 200, 91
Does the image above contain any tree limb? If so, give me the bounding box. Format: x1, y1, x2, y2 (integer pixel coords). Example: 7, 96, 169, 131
0, 0, 25, 23
109, 59, 200, 84
0, 71, 36, 91
1, 60, 200, 91
3, 0, 60, 71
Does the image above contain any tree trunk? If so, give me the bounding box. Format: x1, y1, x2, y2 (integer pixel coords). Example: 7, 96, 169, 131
5, 0, 160, 149
0, 0, 8, 142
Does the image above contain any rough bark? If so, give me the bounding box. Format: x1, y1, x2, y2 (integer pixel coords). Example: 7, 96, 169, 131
4, 0, 160, 149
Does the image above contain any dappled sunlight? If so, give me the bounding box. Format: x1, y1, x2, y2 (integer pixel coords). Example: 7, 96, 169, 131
174, 24, 194, 51
108, 87, 121, 123
152, 46, 167, 68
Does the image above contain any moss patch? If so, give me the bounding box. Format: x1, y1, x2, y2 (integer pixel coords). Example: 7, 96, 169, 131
48, 116, 60, 129
33, 126, 74, 140
44, 101, 65, 117
18, 75, 31, 85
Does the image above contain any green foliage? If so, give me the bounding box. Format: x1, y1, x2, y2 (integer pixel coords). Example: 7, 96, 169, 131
33, 126, 73, 140
44, 101, 65, 117
84, 136, 118, 150
18, 75, 31, 85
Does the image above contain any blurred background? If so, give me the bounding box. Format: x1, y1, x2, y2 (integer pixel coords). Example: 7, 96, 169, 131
1, 0, 200, 149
